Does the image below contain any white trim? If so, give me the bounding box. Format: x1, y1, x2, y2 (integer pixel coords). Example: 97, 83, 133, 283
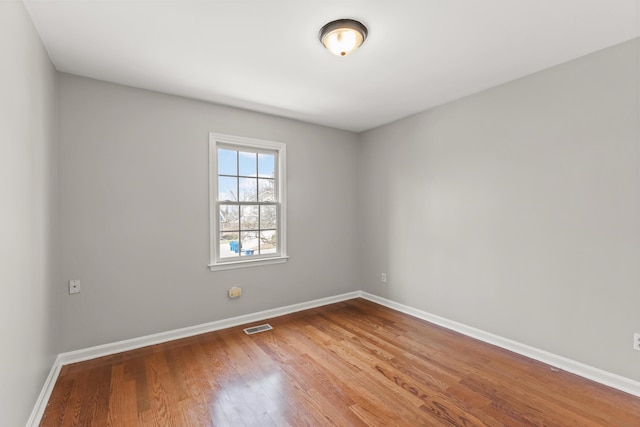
26, 356, 63, 427
208, 255, 289, 271
359, 291, 640, 398
209, 132, 287, 270
57, 291, 360, 366
30, 290, 640, 425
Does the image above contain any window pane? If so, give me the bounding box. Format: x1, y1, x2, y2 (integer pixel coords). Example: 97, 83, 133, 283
219, 205, 239, 231
239, 151, 257, 177
218, 176, 238, 201
258, 153, 275, 178
260, 205, 277, 229
259, 230, 277, 255
240, 231, 258, 256
219, 232, 239, 259
239, 177, 257, 201
218, 149, 237, 176
240, 205, 259, 231
258, 179, 275, 202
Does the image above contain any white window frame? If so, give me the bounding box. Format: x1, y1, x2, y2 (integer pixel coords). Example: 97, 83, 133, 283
209, 133, 288, 271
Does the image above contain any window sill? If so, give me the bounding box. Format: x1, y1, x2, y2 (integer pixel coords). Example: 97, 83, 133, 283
208, 256, 289, 271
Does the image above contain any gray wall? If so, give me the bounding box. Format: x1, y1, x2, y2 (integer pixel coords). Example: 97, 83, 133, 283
0, 2, 59, 425
57, 74, 360, 352
358, 38, 640, 381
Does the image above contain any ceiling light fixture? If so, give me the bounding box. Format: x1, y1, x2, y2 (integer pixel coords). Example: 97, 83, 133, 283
319, 19, 368, 57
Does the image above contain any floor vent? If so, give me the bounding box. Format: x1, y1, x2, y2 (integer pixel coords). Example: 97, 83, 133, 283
243, 324, 273, 335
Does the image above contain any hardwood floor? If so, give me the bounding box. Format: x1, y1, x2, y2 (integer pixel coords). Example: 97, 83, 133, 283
40, 298, 640, 426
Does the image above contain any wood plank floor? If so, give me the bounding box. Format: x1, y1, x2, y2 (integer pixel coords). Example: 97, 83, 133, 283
40, 298, 640, 426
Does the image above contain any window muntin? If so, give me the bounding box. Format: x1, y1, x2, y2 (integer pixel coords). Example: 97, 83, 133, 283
209, 134, 287, 270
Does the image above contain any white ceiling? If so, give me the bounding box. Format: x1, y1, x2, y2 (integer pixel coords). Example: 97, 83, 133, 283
24, 0, 639, 133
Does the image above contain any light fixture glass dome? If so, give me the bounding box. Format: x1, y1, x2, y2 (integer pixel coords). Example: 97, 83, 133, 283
319, 19, 368, 57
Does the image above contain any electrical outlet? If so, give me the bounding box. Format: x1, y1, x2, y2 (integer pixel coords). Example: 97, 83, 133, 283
634, 333, 640, 351
69, 280, 81, 295
381, 273, 387, 283
228, 286, 242, 299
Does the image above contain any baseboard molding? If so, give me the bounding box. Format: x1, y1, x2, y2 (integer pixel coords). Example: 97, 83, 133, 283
58, 291, 361, 366
360, 291, 640, 398
29, 289, 640, 426
26, 356, 63, 427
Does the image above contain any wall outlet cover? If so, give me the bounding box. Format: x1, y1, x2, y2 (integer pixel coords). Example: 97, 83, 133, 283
228, 286, 242, 299
69, 280, 81, 294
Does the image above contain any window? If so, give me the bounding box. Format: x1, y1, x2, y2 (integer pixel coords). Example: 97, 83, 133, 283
209, 133, 287, 270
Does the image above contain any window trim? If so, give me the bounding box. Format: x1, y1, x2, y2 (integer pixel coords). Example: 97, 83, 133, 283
208, 133, 288, 271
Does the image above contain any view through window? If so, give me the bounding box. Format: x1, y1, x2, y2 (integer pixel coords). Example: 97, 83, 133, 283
209, 134, 287, 270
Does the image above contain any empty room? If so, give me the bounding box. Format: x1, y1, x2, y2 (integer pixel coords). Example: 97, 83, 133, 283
2, 0, 640, 425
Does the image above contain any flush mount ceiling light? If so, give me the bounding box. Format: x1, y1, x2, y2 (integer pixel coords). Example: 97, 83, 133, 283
319, 19, 368, 57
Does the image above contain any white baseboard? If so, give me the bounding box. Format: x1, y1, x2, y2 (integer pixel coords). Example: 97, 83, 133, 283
359, 291, 640, 398
29, 289, 640, 426
26, 356, 63, 427
57, 291, 361, 365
